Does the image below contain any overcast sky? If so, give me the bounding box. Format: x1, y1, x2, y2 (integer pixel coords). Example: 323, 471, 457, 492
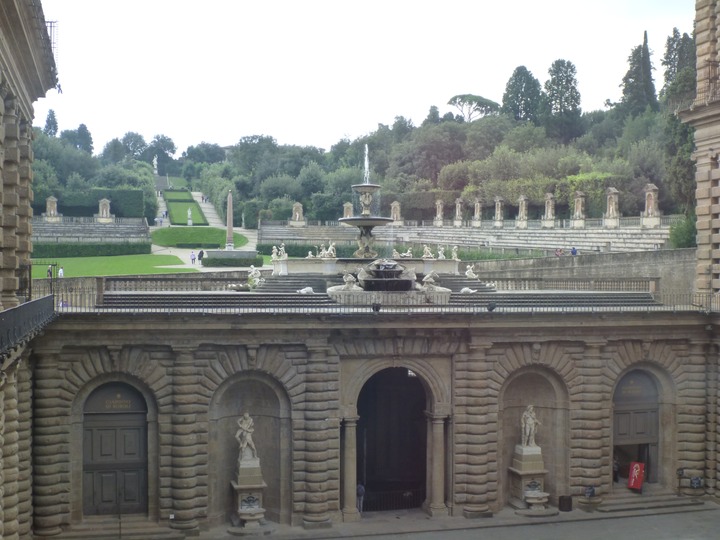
33, 0, 695, 156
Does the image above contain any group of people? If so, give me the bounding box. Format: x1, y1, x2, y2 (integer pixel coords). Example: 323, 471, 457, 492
555, 247, 578, 257
189, 250, 205, 264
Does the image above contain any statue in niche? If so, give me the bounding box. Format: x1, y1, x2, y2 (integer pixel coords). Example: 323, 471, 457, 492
435, 199, 444, 220
236, 413, 258, 462
521, 405, 541, 447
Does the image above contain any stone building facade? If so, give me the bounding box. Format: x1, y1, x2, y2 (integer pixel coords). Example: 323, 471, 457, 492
26, 309, 719, 534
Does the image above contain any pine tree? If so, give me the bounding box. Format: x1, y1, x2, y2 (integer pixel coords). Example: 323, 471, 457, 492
501, 66, 542, 123
620, 31, 659, 117
43, 109, 58, 137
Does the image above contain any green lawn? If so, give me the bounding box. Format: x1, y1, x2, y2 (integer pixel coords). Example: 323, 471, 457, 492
151, 227, 247, 248
32, 254, 196, 278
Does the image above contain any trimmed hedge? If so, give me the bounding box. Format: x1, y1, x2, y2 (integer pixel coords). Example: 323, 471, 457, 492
176, 243, 222, 249
163, 189, 194, 202
33, 243, 152, 258
202, 256, 264, 267
37, 188, 145, 218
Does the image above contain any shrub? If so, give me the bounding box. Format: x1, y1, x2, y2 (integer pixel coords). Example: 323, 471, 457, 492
669, 213, 697, 248
202, 256, 264, 267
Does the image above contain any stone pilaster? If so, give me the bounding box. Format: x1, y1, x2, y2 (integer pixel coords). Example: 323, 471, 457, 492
1, 96, 20, 309
454, 340, 493, 518
299, 342, 338, 529
571, 340, 608, 499
0, 370, 5, 539
341, 417, 359, 521
16, 359, 32, 538
169, 349, 204, 533
16, 119, 32, 270
32, 355, 68, 536
705, 342, 718, 496
3, 365, 20, 540
677, 342, 709, 495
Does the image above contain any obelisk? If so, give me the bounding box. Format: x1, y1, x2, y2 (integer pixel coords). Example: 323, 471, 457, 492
226, 190, 234, 250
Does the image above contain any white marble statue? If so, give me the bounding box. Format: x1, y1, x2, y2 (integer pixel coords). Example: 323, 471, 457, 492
297, 287, 314, 294
437, 247, 445, 259
236, 413, 257, 462
392, 248, 402, 258
422, 245, 435, 259
451, 245, 459, 261
271, 246, 279, 260
326, 242, 337, 258
521, 405, 541, 447
278, 243, 287, 260
465, 264, 479, 279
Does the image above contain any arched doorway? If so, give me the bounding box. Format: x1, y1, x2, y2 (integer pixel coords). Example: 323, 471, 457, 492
82, 382, 148, 515
356, 367, 427, 511
613, 370, 660, 484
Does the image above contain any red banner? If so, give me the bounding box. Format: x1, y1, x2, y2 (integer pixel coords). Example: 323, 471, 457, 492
628, 462, 645, 490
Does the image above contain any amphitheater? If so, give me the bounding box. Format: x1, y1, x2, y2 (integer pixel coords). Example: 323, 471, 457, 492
2, 2, 720, 539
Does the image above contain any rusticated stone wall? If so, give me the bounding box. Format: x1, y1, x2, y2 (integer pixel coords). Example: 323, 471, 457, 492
25, 309, 720, 536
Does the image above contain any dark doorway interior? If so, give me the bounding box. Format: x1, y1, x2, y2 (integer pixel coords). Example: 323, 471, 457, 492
83, 382, 148, 515
613, 370, 659, 485
357, 368, 426, 511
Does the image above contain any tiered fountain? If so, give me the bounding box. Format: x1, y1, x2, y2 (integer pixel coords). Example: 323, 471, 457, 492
338, 145, 393, 258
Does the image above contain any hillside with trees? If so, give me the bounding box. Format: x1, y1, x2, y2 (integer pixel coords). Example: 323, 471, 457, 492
33, 27, 695, 233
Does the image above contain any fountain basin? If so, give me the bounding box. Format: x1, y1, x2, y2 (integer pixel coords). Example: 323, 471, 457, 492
337, 217, 394, 228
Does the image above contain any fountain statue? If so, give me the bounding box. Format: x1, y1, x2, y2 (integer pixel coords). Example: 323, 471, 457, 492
338, 145, 393, 258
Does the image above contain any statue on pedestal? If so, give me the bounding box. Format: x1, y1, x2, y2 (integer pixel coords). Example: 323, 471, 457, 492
521, 405, 541, 447
236, 413, 257, 463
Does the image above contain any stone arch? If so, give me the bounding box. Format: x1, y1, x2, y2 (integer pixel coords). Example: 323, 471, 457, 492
610, 361, 676, 489
497, 365, 570, 508
342, 357, 450, 416
68, 371, 161, 523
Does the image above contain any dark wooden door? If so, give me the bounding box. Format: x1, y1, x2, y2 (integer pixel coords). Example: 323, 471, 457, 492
83, 414, 147, 515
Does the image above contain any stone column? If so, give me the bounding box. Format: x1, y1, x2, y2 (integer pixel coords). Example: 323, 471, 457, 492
1, 96, 20, 309
341, 417, 360, 521
169, 350, 203, 533
16, 359, 32, 538
32, 352, 68, 536
3, 366, 20, 540
301, 342, 337, 529
455, 340, 494, 517
427, 413, 448, 516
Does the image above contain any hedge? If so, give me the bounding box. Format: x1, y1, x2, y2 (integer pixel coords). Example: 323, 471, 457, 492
33, 243, 152, 258
163, 189, 194, 202
202, 256, 264, 267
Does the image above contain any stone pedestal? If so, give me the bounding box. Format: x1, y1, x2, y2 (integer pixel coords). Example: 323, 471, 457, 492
540, 218, 554, 229
288, 220, 306, 227
641, 216, 660, 229
604, 217, 619, 228
472, 218, 481, 228
508, 445, 550, 512
227, 455, 273, 536
515, 219, 528, 229
571, 218, 585, 229
433, 218, 444, 227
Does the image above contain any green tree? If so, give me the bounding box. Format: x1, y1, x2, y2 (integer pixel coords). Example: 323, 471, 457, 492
501, 66, 543, 123
43, 109, 58, 137
447, 94, 500, 122
542, 59, 583, 143
297, 161, 326, 196
121, 132, 148, 159
60, 123, 93, 154
620, 31, 659, 118
422, 106, 441, 126
661, 28, 695, 98
146, 134, 177, 175
100, 138, 127, 164
183, 142, 225, 164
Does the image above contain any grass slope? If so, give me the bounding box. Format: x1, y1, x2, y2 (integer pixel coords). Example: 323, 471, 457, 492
151, 227, 248, 248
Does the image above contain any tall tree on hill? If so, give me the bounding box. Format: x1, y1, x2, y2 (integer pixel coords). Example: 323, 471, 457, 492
620, 31, 659, 117
447, 94, 500, 122
100, 138, 126, 164
43, 109, 58, 137
121, 132, 148, 160
501, 66, 542, 123
542, 59, 583, 143
661, 28, 695, 96
60, 123, 93, 154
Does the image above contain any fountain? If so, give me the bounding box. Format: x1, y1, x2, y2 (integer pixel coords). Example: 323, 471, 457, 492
338, 145, 393, 258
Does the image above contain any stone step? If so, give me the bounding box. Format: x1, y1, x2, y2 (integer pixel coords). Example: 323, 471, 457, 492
596, 494, 705, 513
58, 519, 184, 540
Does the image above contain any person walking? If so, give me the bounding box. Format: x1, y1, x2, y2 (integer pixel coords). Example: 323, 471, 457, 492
58, 266, 64, 278
190, 251, 196, 265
